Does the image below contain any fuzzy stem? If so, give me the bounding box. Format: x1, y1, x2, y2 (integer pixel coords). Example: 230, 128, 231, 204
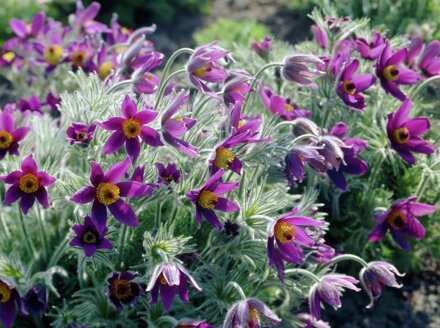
154, 68, 187, 111
48, 232, 71, 268
325, 254, 368, 268
155, 247, 169, 263
292, 134, 321, 144
36, 209, 48, 260
18, 204, 35, 257
117, 225, 128, 269
415, 173, 429, 199
226, 281, 247, 300
410, 75, 440, 98
284, 268, 321, 283
106, 79, 134, 94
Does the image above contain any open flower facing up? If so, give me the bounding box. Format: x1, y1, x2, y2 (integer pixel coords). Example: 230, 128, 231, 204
1, 154, 56, 214
174, 319, 214, 328
0, 109, 30, 160
146, 262, 202, 310
186, 169, 240, 230
223, 298, 281, 328
251, 37, 273, 58
267, 208, 324, 282
284, 145, 324, 187
100, 95, 163, 161
0, 278, 23, 328
70, 157, 153, 231
309, 274, 360, 320
282, 55, 325, 86
69, 215, 113, 257
375, 42, 419, 101
368, 196, 436, 251
386, 99, 434, 165
187, 42, 231, 98
22, 284, 47, 316
418, 40, 440, 77
104, 271, 144, 312
5, 12, 45, 50
66, 122, 97, 145
355, 31, 387, 60
155, 162, 181, 185
360, 261, 405, 308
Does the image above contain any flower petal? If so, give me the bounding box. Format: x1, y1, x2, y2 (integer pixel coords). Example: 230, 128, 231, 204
108, 199, 138, 227
105, 157, 132, 183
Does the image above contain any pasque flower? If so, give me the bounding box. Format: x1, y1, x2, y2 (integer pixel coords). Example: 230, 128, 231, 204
368, 196, 436, 251
70, 1, 108, 34
0, 278, 24, 328
282, 55, 325, 86
223, 298, 281, 328
5, 12, 45, 51
186, 169, 240, 230
223, 69, 254, 105
100, 95, 163, 161
70, 157, 153, 230
146, 262, 202, 310
386, 99, 434, 165
22, 284, 47, 316
311, 25, 328, 48
1, 154, 56, 214
0, 109, 31, 160
104, 271, 144, 312
155, 162, 181, 185
251, 37, 273, 57
175, 319, 214, 328
284, 145, 324, 187
355, 31, 387, 60
418, 40, 440, 77
66, 122, 97, 145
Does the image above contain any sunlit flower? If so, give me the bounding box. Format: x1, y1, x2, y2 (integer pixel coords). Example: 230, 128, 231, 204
223, 298, 281, 328
311, 25, 328, 48
0, 109, 30, 160
298, 313, 330, 328
174, 319, 214, 328
251, 37, 273, 57
66, 122, 97, 145
282, 55, 325, 86
355, 31, 387, 60
104, 271, 144, 312
223, 69, 254, 105
71, 1, 108, 34
284, 145, 324, 187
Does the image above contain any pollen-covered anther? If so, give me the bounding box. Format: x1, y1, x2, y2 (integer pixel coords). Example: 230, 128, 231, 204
285, 103, 295, 111
98, 62, 114, 80
164, 175, 175, 185
44, 44, 63, 65
19, 173, 40, 193
110, 279, 132, 300
392, 128, 410, 144
81, 230, 98, 244
96, 182, 120, 205
248, 305, 261, 323
382, 65, 399, 81
213, 147, 235, 169
342, 80, 356, 95
159, 273, 168, 285
75, 131, 88, 141
0, 130, 13, 149
2, 52, 15, 62
386, 210, 408, 230
274, 221, 296, 243
169, 117, 184, 122
198, 190, 218, 209
192, 65, 212, 78
122, 118, 141, 138
72, 50, 87, 66
0, 281, 12, 303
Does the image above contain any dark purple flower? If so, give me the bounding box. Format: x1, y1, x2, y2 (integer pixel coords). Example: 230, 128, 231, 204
18, 95, 42, 115
386, 99, 434, 165
267, 208, 324, 282
66, 122, 97, 145
251, 37, 273, 57
375, 42, 420, 101
298, 313, 330, 328
44, 92, 62, 117
284, 145, 324, 187
309, 274, 360, 320
223, 220, 239, 236
368, 196, 436, 251
22, 284, 47, 316
223, 69, 254, 105
175, 318, 214, 328
360, 261, 405, 308
311, 25, 328, 48
186, 169, 240, 230
146, 262, 201, 310
104, 271, 144, 312
223, 298, 281, 328
1, 154, 56, 214
336, 59, 377, 112
282, 55, 325, 86
155, 163, 181, 185
0, 278, 23, 328
69, 157, 153, 230
69, 215, 113, 257
418, 40, 440, 77
161, 91, 198, 157
100, 95, 163, 161
356, 31, 387, 60
0, 109, 30, 160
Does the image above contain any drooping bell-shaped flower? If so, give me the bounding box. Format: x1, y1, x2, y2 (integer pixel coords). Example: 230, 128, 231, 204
282, 55, 325, 86
223, 298, 281, 328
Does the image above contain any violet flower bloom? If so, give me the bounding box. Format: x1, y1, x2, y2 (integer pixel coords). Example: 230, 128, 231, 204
0, 109, 30, 160
309, 274, 360, 320
44, 92, 62, 117
405, 35, 424, 68
104, 271, 144, 312
174, 319, 214, 328
186, 168, 240, 230
284, 145, 324, 187
356, 31, 387, 60
1, 154, 56, 214
18, 95, 42, 115
66, 122, 97, 145
386, 99, 434, 165
155, 163, 181, 185
267, 208, 324, 282
187, 42, 231, 98
418, 40, 440, 77
100, 95, 163, 161
360, 261, 405, 308
311, 25, 328, 48
223, 220, 239, 236
312, 243, 336, 264
5, 12, 45, 50
146, 262, 202, 310
298, 313, 330, 328
70, 1, 108, 34
69, 215, 112, 257
282, 55, 325, 86
161, 91, 198, 157
223, 298, 281, 328
223, 69, 254, 105
0, 278, 23, 328
66, 41, 94, 72
375, 42, 420, 101
368, 196, 436, 251
131, 52, 163, 94
70, 157, 153, 230
251, 37, 273, 57
259, 82, 311, 120
336, 58, 377, 112
22, 284, 47, 316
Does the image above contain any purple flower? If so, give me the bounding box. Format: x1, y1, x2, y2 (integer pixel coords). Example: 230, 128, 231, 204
223, 298, 281, 328
356, 31, 387, 60
69, 215, 113, 257
298, 313, 330, 328
0, 109, 30, 160
104, 271, 144, 312
161, 91, 198, 157
175, 319, 214, 328
386, 99, 434, 165
309, 274, 360, 320
284, 145, 324, 187
223, 69, 254, 105
311, 243, 336, 264
405, 35, 424, 68
282, 55, 325, 86
1, 154, 56, 214
186, 169, 240, 230
368, 196, 436, 251
418, 40, 440, 77
100, 95, 163, 161
360, 261, 405, 308
223, 220, 239, 236
336, 59, 377, 112
131, 52, 163, 94
0, 278, 23, 328
66, 122, 97, 145
22, 284, 47, 316
69, 157, 153, 230
251, 37, 273, 57
187, 42, 230, 98
66, 41, 94, 72
375, 42, 420, 101
44, 92, 62, 117
146, 262, 202, 310
71, 1, 108, 34
311, 25, 328, 48
267, 208, 324, 282
7, 12, 45, 47
18, 95, 42, 115
155, 162, 181, 185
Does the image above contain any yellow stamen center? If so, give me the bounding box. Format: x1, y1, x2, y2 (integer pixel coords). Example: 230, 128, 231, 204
75, 131, 88, 141
122, 118, 141, 138
169, 117, 184, 122
114, 46, 127, 54
81, 230, 98, 244
274, 220, 296, 244
44, 44, 64, 65
386, 210, 408, 230
96, 182, 120, 205
342, 80, 356, 95
164, 175, 175, 185
285, 103, 295, 111
110, 279, 132, 300
382, 65, 399, 81
143, 74, 153, 81
248, 305, 260, 323
19, 173, 39, 193
198, 190, 218, 209
213, 147, 235, 169
72, 50, 87, 67
121, 27, 129, 34
0, 282, 12, 303
238, 120, 245, 128
2, 52, 15, 62
0, 131, 13, 149
98, 62, 114, 80
159, 273, 168, 285
192, 65, 210, 78
233, 87, 242, 92
392, 128, 410, 144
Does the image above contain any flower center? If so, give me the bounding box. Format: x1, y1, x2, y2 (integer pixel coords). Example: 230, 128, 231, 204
198, 190, 218, 209
110, 279, 132, 301
342, 80, 356, 95
96, 182, 120, 205
238, 120, 245, 128
386, 210, 408, 230
392, 128, 410, 144
213, 147, 235, 169
75, 131, 88, 142
159, 273, 168, 285
164, 175, 175, 185
248, 305, 260, 324
2, 51, 15, 62
98, 62, 114, 80
44, 44, 64, 65
285, 103, 295, 111
122, 118, 141, 138
169, 117, 184, 122
192, 65, 212, 78
19, 173, 40, 193
0, 282, 12, 303
81, 230, 98, 244
0, 130, 13, 149
382, 65, 399, 81
72, 50, 87, 67
274, 221, 296, 244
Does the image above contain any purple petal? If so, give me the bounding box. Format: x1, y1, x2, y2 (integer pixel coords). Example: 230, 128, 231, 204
160, 284, 177, 310
351, 74, 377, 92
178, 275, 189, 302
70, 186, 96, 204
403, 218, 426, 239
203, 168, 224, 191
405, 118, 430, 137
36, 171, 56, 186
91, 201, 107, 230
21, 154, 37, 174
209, 182, 239, 194
108, 199, 138, 227
214, 197, 240, 212
11, 126, 31, 142
140, 126, 163, 147
103, 130, 125, 154
395, 67, 420, 85
386, 48, 406, 66
126, 137, 140, 161
105, 157, 132, 183
99, 117, 124, 130
201, 208, 222, 230
20, 193, 35, 214
35, 187, 49, 207
116, 181, 151, 197
0, 295, 17, 328
90, 162, 104, 186
1, 110, 14, 131
121, 95, 137, 118
3, 185, 22, 205
390, 229, 410, 251
10, 18, 27, 38
134, 110, 157, 125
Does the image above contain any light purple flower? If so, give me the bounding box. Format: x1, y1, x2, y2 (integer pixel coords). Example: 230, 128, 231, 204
356, 31, 387, 60
284, 145, 324, 187
418, 40, 440, 77
66, 122, 97, 145
251, 37, 273, 57
282, 55, 325, 86
405, 35, 424, 68
223, 298, 281, 328
311, 25, 328, 48
70, 1, 108, 34
5, 12, 45, 51
104, 271, 144, 312
0, 109, 30, 160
